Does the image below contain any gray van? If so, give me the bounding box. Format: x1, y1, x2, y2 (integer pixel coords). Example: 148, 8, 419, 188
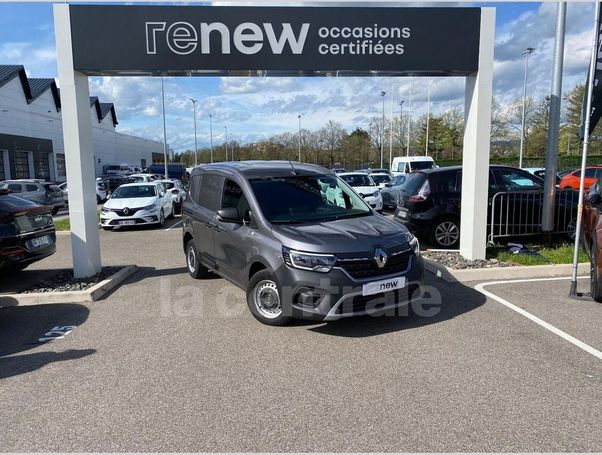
1, 180, 65, 215
182, 161, 424, 325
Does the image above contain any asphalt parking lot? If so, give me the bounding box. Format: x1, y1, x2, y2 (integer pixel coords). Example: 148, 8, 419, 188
0, 220, 601, 451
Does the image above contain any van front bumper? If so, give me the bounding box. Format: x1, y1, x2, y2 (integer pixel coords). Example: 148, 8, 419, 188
274, 254, 424, 321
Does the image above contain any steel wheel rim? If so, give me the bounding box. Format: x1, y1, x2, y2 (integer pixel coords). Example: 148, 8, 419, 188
435, 221, 459, 246
187, 246, 196, 273
568, 218, 577, 240
253, 280, 282, 319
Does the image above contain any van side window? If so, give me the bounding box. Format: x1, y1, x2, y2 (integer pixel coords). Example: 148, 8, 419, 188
222, 179, 250, 219
26, 184, 39, 192
198, 173, 222, 210
8, 184, 22, 192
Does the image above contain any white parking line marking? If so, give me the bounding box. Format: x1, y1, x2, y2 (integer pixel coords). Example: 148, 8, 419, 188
475, 277, 602, 361
166, 220, 182, 231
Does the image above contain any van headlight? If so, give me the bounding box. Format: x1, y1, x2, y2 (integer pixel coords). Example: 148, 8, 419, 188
409, 235, 420, 256
283, 248, 337, 273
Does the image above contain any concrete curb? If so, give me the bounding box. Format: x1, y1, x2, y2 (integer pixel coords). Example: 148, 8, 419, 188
424, 258, 589, 283
0, 265, 138, 307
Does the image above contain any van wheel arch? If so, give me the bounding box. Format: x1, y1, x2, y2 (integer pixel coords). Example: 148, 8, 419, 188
183, 232, 193, 252
248, 261, 269, 283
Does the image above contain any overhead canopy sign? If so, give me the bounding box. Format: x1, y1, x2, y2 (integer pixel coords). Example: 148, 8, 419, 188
69, 5, 481, 77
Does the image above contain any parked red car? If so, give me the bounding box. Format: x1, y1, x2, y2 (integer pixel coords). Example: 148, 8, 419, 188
559, 165, 602, 190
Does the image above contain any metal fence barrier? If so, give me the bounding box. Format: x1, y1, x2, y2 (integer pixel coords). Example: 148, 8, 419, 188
488, 189, 578, 244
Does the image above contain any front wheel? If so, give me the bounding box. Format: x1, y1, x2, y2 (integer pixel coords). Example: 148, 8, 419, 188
168, 203, 176, 219
431, 217, 460, 249
158, 209, 165, 227
51, 207, 60, 215
246, 270, 291, 326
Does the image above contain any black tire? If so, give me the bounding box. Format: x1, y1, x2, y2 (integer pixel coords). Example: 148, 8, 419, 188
51, 207, 60, 215
158, 209, 165, 227
185, 239, 211, 279
246, 269, 292, 326
96, 195, 101, 204
7, 263, 28, 272
591, 241, 602, 302
168, 203, 176, 219
430, 216, 461, 249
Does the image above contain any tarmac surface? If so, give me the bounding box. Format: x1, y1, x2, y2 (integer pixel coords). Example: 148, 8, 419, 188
1, 218, 601, 451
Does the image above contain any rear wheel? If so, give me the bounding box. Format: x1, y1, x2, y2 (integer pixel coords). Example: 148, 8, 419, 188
431, 217, 460, 249
185, 239, 211, 279
246, 270, 292, 326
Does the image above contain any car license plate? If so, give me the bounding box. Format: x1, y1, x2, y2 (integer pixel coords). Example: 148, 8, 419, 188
118, 220, 136, 225
29, 235, 51, 249
362, 276, 406, 296
398, 209, 409, 219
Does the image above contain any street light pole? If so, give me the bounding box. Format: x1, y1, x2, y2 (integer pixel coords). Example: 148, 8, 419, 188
224, 126, 228, 161
406, 79, 412, 157
190, 98, 198, 166
425, 78, 431, 156
380, 90, 386, 169
161, 76, 168, 179
298, 114, 302, 162
209, 114, 214, 163
389, 94, 394, 170
519, 47, 535, 169
399, 100, 404, 156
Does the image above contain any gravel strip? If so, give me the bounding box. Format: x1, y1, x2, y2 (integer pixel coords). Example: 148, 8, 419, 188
422, 251, 511, 270
21, 266, 123, 293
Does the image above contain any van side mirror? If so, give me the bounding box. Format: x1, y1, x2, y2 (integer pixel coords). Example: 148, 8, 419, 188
217, 207, 240, 223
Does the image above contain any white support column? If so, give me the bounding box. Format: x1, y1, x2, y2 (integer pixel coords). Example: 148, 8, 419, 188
2, 150, 9, 179
460, 7, 495, 260
54, 4, 102, 277
27, 151, 34, 179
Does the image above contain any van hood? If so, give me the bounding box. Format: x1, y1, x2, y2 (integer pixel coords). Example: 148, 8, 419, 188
271, 214, 412, 254
104, 196, 157, 209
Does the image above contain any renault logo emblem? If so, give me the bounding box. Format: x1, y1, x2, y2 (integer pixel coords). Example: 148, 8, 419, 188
374, 247, 388, 268
123, 207, 129, 216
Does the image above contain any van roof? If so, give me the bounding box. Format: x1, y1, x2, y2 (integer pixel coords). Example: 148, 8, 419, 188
392, 156, 435, 162
190, 161, 330, 179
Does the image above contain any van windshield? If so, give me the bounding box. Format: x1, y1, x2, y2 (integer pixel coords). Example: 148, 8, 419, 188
249, 174, 371, 224
410, 161, 436, 171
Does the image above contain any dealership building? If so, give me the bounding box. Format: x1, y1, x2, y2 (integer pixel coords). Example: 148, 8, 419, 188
0, 64, 166, 182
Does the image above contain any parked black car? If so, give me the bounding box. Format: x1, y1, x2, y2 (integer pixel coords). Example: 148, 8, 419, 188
96, 175, 133, 194
0, 190, 56, 271
145, 163, 187, 182
393, 165, 577, 248
381, 174, 407, 210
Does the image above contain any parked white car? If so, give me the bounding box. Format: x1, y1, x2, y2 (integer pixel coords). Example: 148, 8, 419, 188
157, 179, 187, 213
129, 173, 156, 183
59, 181, 107, 204
100, 182, 174, 230
338, 172, 383, 212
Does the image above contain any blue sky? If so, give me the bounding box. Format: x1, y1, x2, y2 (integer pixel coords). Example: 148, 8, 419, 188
0, 2, 594, 152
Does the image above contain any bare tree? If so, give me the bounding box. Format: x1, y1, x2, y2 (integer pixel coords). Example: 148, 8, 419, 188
319, 120, 346, 167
